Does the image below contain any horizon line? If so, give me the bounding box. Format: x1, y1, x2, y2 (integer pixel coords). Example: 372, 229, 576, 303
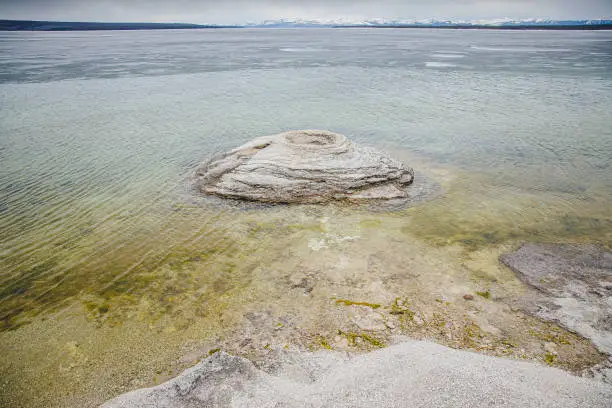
2, 17, 612, 25
2, 18, 612, 32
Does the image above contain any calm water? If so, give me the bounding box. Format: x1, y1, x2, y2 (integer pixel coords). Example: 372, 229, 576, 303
1, 28, 612, 406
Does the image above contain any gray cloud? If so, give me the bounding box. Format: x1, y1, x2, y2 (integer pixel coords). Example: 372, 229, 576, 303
1, 0, 610, 24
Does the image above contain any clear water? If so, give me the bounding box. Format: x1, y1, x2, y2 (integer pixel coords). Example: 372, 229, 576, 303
1, 29, 612, 407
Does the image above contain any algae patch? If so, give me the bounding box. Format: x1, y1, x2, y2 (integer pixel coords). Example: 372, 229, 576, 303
338, 330, 386, 348
475, 290, 491, 299
335, 299, 381, 309
314, 335, 333, 350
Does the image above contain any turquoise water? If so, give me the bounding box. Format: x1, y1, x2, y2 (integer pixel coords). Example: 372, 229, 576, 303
1, 28, 611, 407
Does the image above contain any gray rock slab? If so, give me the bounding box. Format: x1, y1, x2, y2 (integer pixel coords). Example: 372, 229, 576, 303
195, 130, 415, 203
500, 243, 612, 355
102, 340, 612, 408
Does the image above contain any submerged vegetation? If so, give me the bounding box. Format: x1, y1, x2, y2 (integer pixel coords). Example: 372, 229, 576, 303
338, 330, 386, 348
475, 290, 491, 299
335, 299, 381, 309
2, 148, 611, 407
545, 353, 556, 365
1, 207, 258, 331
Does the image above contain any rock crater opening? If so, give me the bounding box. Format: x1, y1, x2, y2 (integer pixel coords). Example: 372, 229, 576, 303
283, 130, 344, 148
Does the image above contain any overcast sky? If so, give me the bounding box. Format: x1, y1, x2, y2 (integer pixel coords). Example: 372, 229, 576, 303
1, 0, 611, 24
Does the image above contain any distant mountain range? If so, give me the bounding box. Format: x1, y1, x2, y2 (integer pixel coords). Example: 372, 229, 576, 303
1, 18, 611, 31
250, 18, 612, 28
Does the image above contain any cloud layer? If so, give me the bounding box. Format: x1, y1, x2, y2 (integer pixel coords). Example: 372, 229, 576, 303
1, 0, 611, 24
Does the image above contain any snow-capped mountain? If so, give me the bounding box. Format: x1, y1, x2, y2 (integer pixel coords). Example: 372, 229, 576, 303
245, 18, 612, 28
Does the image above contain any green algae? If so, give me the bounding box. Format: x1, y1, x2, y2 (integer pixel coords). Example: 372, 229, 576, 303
316, 336, 333, 350
463, 321, 484, 339
388, 297, 415, 319
0, 209, 261, 332
475, 290, 491, 299
335, 299, 381, 309
359, 333, 385, 348
338, 330, 385, 348
500, 339, 518, 348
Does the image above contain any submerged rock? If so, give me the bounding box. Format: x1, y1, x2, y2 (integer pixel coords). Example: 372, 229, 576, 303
195, 130, 414, 203
500, 243, 612, 356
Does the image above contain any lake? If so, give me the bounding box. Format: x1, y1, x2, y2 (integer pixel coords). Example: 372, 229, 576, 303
1, 28, 611, 407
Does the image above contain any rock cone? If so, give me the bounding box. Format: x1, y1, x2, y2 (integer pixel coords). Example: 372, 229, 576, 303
195, 130, 414, 203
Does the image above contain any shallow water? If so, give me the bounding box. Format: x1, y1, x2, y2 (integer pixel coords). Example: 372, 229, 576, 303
1, 29, 612, 407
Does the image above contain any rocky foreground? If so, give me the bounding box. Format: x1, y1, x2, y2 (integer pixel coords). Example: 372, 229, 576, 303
103, 340, 611, 408
195, 130, 415, 203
